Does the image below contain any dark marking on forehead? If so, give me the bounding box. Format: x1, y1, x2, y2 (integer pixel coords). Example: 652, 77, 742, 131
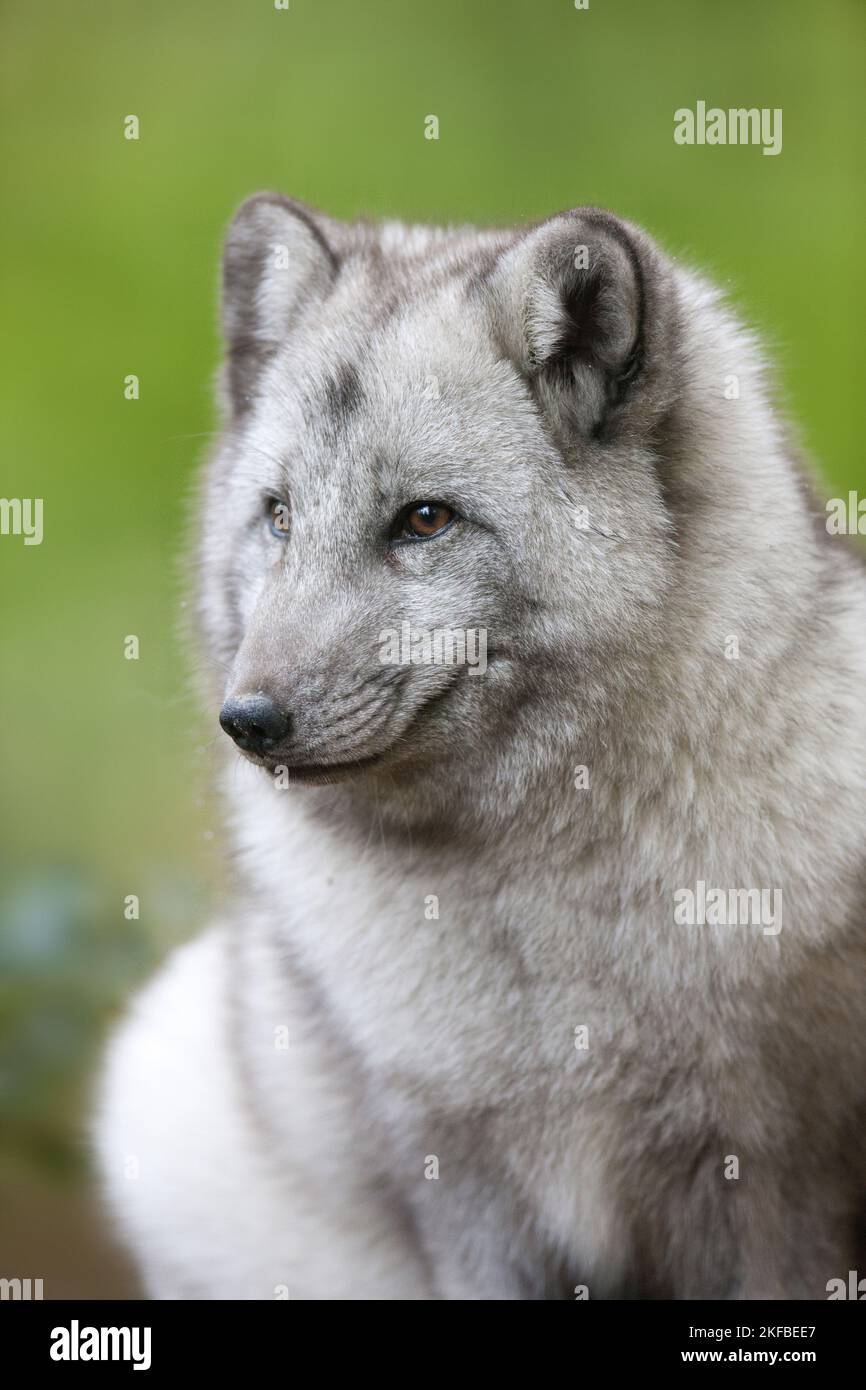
366, 236, 512, 328
321, 360, 365, 425
463, 242, 512, 300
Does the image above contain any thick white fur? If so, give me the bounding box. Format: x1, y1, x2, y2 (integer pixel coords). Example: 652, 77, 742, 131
95, 205, 866, 1300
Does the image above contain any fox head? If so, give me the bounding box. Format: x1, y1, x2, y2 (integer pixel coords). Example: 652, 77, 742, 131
200, 194, 686, 785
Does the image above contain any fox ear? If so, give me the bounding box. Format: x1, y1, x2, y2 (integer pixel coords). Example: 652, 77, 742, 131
221, 193, 338, 413
490, 209, 670, 440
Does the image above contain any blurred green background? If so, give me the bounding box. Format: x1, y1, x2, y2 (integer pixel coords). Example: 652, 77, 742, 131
1, 0, 863, 1296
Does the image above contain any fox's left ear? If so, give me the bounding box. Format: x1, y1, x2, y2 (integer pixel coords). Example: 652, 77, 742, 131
220, 192, 340, 414
488, 208, 678, 440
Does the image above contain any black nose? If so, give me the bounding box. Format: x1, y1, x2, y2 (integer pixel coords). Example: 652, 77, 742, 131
219, 693, 291, 756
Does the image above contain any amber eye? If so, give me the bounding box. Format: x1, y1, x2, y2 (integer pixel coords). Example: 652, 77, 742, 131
395, 502, 456, 542
267, 497, 291, 538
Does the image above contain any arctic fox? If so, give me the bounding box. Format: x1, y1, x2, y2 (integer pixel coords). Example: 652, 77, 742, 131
95, 195, 866, 1299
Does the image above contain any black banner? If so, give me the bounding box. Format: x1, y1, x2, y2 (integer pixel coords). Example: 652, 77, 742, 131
2, 1298, 862, 1374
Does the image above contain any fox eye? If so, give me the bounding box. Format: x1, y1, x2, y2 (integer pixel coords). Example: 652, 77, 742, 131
392, 502, 456, 543
266, 497, 291, 539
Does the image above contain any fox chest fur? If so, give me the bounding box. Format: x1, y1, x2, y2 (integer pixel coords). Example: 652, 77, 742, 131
226, 733, 866, 1298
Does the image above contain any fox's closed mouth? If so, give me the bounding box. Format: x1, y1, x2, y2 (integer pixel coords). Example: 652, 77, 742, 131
262, 753, 385, 783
